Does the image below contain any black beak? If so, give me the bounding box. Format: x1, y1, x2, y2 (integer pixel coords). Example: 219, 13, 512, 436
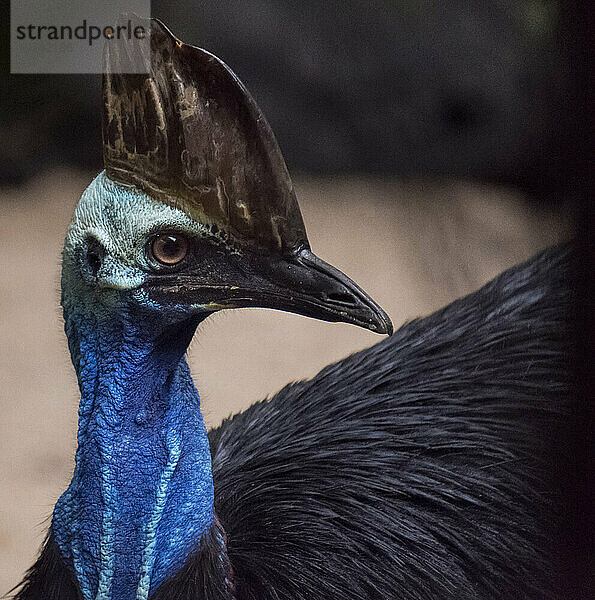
144, 246, 392, 335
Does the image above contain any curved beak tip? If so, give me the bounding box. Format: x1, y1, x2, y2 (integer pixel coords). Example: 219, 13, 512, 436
350, 298, 393, 336
295, 249, 393, 336
368, 310, 394, 336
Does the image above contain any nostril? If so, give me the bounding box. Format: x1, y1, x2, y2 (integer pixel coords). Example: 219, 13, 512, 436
86, 239, 105, 277
324, 292, 357, 306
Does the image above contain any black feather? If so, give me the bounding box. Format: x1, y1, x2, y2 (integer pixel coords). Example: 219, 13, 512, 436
9, 534, 82, 600
150, 517, 235, 600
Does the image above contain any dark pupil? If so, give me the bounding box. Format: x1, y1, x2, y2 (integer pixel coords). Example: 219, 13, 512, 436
161, 236, 180, 258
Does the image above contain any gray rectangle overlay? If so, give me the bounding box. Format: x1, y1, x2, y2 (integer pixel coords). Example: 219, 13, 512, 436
11, 0, 152, 73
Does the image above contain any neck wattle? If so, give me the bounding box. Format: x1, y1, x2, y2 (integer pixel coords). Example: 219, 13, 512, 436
52, 304, 214, 600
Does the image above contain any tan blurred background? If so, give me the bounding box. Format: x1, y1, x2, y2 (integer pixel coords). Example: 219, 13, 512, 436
0, 169, 570, 591
1, 0, 587, 593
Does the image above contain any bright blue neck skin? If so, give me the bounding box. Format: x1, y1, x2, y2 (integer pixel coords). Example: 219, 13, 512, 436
51, 173, 217, 600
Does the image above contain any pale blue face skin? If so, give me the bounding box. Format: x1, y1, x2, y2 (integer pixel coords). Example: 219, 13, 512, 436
54, 172, 220, 600
62, 171, 224, 312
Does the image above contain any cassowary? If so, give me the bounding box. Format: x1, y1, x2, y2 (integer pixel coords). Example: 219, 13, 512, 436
13, 19, 573, 600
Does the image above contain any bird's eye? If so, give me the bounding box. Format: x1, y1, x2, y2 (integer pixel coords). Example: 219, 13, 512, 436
149, 233, 189, 266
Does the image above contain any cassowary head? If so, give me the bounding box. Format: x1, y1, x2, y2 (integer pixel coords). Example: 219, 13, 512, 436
62, 18, 392, 336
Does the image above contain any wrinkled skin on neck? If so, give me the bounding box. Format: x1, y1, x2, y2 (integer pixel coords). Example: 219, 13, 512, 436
52, 175, 215, 600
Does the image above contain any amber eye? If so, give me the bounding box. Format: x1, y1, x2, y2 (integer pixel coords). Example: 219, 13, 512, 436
149, 233, 189, 266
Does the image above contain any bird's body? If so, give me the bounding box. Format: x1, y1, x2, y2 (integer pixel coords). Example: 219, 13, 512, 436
12, 18, 573, 600
205, 245, 572, 600
15, 243, 573, 600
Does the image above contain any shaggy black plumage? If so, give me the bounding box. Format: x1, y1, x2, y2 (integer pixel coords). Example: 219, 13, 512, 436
10, 535, 81, 600
13, 244, 574, 599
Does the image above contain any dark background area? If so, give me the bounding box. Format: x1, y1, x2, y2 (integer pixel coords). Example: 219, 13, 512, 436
0, 1, 585, 201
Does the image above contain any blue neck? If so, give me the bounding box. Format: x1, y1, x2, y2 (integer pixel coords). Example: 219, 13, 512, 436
52, 303, 214, 600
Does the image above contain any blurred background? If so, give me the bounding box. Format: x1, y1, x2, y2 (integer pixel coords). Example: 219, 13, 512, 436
0, 0, 587, 593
